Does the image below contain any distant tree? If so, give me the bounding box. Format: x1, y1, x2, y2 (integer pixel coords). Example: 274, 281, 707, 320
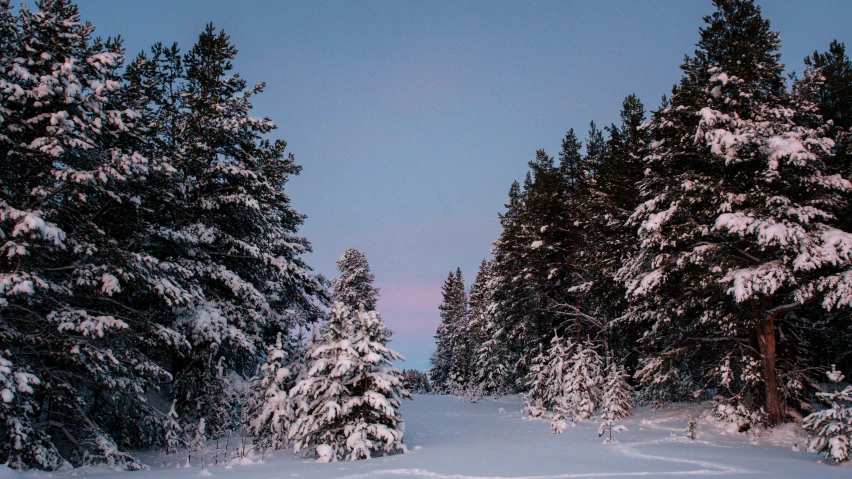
430, 269, 468, 394
402, 370, 432, 394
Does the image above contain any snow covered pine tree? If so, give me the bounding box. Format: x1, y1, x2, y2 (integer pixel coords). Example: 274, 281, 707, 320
124, 23, 326, 437
619, 0, 852, 426
598, 361, 632, 444
0, 0, 178, 469
804, 365, 852, 463
290, 250, 409, 461
332, 248, 380, 312
247, 333, 299, 454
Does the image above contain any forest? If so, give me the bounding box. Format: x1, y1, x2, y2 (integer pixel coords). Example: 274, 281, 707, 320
429, 0, 852, 465
0, 0, 850, 474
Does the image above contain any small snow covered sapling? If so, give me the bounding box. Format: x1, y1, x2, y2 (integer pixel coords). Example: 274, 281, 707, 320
597, 361, 632, 444
247, 332, 297, 455
162, 400, 183, 454
804, 365, 852, 464
566, 339, 603, 421
686, 417, 697, 440
186, 418, 207, 467
598, 420, 628, 444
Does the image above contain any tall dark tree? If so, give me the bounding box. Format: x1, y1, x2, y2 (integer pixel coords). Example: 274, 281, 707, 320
619, 0, 852, 425
802, 41, 852, 132
579, 95, 648, 365
0, 0, 175, 469
126, 24, 327, 435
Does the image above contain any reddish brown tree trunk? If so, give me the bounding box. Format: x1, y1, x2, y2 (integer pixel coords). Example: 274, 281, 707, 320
755, 317, 783, 426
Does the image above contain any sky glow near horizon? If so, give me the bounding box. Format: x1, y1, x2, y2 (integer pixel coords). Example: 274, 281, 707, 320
74, 0, 852, 371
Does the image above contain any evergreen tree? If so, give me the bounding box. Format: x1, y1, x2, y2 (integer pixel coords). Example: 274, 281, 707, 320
565, 339, 603, 421
802, 41, 852, 132
580, 95, 648, 365
487, 181, 528, 391
466, 260, 490, 396
490, 149, 576, 389
247, 332, 297, 454
289, 302, 409, 461
469, 260, 512, 397
0, 0, 173, 469
600, 361, 633, 421
430, 269, 468, 394
332, 248, 380, 312
804, 365, 852, 464
446, 268, 470, 395
127, 23, 327, 435
618, 0, 852, 425
599, 366, 632, 441
546, 335, 577, 421
289, 302, 355, 459
342, 309, 410, 460
162, 401, 183, 455
521, 343, 552, 419
401, 370, 431, 394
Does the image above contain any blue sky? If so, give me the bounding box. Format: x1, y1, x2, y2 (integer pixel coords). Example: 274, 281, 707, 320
76, 0, 852, 371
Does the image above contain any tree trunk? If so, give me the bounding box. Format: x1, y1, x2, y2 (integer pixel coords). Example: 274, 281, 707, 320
755, 317, 783, 426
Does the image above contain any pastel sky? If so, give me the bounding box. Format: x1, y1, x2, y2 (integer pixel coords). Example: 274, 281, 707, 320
75, 0, 852, 371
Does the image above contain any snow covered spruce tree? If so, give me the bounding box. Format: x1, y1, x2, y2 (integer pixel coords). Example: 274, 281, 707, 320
290, 300, 410, 460
125, 24, 327, 435
577, 95, 649, 363
0, 0, 184, 469
246, 332, 299, 453
522, 343, 552, 419
342, 309, 410, 460
565, 339, 603, 421
494, 150, 577, 385
289, 303, 353, 459
429, 268, 468, 394
618, 0, 852, 426
804, 365, 852, 464
600, 361, 633, 422
332, 248, 379, 313
542, 335, 575, 421
598, 361, 631, 442
162, 401, 183, 455
794, 42, 852, 379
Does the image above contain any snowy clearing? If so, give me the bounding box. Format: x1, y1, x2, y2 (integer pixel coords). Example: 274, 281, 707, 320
9, 395, 849, 479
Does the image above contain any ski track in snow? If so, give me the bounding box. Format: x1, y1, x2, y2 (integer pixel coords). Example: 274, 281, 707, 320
334, 437, 755, 479
332, 401, 758, 479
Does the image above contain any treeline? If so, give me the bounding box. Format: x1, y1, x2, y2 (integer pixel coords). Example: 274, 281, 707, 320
0, 0, 334, 470
431, 0, 852, 461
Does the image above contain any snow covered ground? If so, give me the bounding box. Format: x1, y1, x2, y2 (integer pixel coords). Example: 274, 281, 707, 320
8, 395, 849, 479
